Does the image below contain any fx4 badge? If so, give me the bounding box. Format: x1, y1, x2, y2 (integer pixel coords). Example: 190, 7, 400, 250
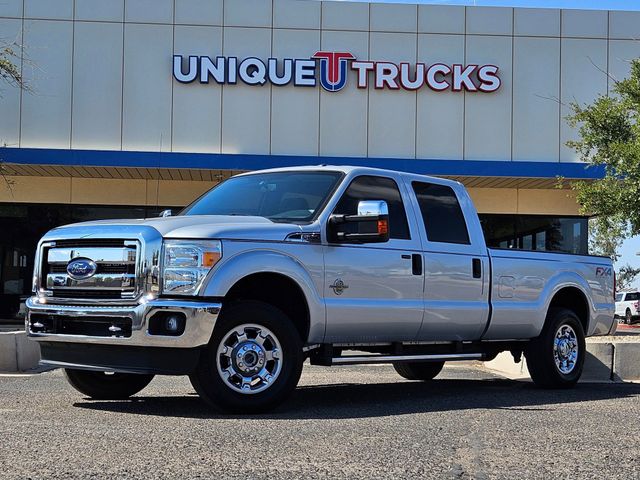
596, 266, 612, 277
330, 279, 349, 295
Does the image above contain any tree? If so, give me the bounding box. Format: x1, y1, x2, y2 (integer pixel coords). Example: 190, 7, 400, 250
0, 40, 24, 88
568, 60, 640, 231
588, 215, 627, 262
0, 35, 28, 191
617, 264, 640, 291
567, 59, 640, 289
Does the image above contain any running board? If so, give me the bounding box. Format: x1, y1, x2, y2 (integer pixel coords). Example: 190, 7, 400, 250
318, 353, 486, 366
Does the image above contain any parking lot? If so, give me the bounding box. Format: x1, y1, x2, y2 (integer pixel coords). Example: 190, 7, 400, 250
1, 363, 639, 479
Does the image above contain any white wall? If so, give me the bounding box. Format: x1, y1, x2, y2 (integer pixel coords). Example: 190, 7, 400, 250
0, 0, 635, 164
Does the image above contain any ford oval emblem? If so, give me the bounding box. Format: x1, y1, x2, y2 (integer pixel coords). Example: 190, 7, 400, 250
66, 258, 98, 280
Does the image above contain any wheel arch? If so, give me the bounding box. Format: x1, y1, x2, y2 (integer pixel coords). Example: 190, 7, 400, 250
223, 272, 311, 342
201, 250, 324, 342
547, 286, 590, 335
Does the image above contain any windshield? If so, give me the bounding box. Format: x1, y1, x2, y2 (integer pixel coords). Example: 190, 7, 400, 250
181, 171, 343, 223
616, 294, 623, 302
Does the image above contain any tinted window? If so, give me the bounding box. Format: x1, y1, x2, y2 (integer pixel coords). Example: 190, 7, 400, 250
412, 182, 470, 245
626, 292, 640, 301
182, 171, 342, 223
333, 176, 410, 240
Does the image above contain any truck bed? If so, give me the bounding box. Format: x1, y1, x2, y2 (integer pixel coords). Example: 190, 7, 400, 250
484, 248, 614, 339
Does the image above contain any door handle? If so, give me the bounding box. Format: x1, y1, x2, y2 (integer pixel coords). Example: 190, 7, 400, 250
412, 254, 422, 276
472, 258, 482, 279
401, 253, 422, 275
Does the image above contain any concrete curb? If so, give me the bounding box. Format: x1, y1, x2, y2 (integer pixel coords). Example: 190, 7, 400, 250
0, 331, 41, 373
2, 329, 639, 380
485, 338, 640, 383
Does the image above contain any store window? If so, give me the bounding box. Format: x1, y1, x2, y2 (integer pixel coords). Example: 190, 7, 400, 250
479, 214, 588, 255
0, 203, 177, 322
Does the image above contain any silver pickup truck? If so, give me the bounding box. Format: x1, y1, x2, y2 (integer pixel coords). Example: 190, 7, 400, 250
26, 166, 615, 413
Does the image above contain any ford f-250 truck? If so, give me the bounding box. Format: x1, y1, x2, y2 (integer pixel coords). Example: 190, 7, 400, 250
26, 166, 616, 413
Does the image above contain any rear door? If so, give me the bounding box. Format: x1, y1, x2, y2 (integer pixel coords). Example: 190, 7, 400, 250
322, 174, 425, 343
405, 178, 490, 341
622, 292, 639, 318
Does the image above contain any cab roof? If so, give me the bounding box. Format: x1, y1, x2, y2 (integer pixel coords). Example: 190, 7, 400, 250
235, 164, 462, 188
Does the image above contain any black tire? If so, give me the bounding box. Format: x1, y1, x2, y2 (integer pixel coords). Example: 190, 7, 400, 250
626, 309, 633, 325
393, 361, 444, 381
63, 369, 154, 400
525, 308, 585, 388
190, 301, 304, 414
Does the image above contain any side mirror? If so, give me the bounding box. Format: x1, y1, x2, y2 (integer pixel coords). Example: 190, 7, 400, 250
328, 200, 390, 244
159, 209, 173, 218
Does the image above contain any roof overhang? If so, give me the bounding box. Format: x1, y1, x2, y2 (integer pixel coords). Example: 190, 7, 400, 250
0, 147, 604, 189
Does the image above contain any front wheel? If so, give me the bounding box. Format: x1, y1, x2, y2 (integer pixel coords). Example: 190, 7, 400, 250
64, 369, 154, 399
190, 301, 304, 413
393, 361, 444, 381
525, 308, 585, 388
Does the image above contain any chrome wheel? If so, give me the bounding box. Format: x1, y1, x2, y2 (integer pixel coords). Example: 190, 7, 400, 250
216, 323, 282, 395
553, 324, 579, 374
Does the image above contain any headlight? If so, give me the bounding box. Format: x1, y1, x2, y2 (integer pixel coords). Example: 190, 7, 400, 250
162, 240, 222, 295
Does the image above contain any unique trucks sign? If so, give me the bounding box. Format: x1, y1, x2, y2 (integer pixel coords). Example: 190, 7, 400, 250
173, 51, 501, 93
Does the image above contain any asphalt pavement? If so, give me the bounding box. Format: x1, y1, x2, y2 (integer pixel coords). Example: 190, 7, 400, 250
1, 363, 639, 479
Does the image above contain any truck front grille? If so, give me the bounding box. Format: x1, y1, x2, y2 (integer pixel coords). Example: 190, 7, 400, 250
39, 239, 140, 302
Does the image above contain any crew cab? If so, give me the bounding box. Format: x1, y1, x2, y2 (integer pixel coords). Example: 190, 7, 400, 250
26, 166, 616, 412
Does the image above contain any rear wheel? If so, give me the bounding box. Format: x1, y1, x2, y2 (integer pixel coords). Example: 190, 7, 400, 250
190, 301, 304, 413
393, 361, 444, 381
64, 369, 154, 399
626, 309, 633, 325
525, 308, 585, 388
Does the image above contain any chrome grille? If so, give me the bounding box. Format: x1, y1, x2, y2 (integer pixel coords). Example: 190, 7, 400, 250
40, 240, 140, 301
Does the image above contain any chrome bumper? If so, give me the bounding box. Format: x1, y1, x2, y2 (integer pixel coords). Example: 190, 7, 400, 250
25, 296, 221, 348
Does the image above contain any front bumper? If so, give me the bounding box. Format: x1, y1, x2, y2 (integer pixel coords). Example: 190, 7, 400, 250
25, 296, 221, 348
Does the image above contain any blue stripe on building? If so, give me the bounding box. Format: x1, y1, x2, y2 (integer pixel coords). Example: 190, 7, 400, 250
0, 147, 605, 180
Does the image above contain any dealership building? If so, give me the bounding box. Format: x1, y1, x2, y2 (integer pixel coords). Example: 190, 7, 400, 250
0, 0, 638, 318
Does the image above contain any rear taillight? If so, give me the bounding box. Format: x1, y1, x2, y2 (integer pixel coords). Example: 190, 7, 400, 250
634, 301, 639, 311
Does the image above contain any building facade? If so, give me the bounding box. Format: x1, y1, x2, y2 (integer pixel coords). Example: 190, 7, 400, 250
1, 0, 639, 318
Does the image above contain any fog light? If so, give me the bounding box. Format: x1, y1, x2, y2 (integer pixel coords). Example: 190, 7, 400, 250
148, 311, 186, 336
166, 315, 180, 332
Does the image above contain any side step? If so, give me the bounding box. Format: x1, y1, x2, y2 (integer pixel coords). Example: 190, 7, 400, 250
314, 352, 486, 367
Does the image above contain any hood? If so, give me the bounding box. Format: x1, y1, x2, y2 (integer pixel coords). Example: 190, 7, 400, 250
50, 215, 305, 241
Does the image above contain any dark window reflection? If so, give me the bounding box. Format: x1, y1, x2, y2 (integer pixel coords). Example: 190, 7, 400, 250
333, 175, 411, 240
479, 214, 588, 255
0, 203, 177, 322
412, 182, 470, 245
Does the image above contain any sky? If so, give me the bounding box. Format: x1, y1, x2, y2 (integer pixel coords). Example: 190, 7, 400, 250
331, 0, 640, 285
330, 0, 640, 10
615, 237, 640, 289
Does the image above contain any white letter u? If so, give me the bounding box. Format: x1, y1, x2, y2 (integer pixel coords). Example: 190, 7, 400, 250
173, 55, 198, 83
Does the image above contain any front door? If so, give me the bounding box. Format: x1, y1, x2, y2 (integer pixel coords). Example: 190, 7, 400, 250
323, 175, 424, 343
